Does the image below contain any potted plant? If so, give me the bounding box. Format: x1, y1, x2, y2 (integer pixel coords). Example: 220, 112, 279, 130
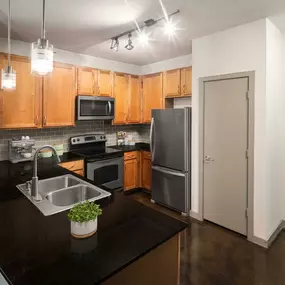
67, 201, 102, 239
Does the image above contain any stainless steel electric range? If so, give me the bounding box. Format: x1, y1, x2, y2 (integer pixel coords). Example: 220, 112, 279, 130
69, 133, 123, 190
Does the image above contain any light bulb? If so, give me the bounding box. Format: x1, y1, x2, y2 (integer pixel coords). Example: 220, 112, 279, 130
164, 21, 176, 36
1, 67, 16, 90
31, 39, 53, 76
138, 31, 149, 45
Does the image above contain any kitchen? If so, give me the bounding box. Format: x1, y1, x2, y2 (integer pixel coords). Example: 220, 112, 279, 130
2, 0, 285, 284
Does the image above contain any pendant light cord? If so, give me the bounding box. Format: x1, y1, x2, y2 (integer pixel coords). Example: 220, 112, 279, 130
8, 0, 11, 66
42, 0, 46, 39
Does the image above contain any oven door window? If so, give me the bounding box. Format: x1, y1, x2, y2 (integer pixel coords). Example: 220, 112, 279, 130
93, 164, 118, 185
80, 99, 108, 117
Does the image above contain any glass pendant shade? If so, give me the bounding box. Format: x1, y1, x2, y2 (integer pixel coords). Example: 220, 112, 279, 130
31, 38, 53, 76
1, 66, 16, 90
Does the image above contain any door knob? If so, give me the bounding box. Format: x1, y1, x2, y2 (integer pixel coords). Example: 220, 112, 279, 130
204, 156, 214, 163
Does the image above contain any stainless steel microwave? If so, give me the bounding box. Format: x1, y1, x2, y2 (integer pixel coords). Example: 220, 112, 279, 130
76, 96, 115, 121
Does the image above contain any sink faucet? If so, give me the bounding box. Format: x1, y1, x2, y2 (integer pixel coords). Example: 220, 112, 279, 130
31, 145, 61, 201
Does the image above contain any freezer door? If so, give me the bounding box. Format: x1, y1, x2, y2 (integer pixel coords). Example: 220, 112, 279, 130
151, 166, 189, 213
151, 108, 190, 171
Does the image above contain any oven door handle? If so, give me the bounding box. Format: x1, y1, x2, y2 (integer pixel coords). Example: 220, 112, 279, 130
86, 156, 122, 164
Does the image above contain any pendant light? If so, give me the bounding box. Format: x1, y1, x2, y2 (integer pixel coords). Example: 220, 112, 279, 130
31, 0, 53, 76
1, 0, 16, 90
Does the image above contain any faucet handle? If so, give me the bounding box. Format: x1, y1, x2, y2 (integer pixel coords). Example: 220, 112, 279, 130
25, 180, 32, 192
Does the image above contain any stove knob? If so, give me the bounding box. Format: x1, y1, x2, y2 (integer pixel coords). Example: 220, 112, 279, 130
72, 139, 76, 143
100, 136, 103, 139
103, 136, 106, 139
77, 138, 80, 142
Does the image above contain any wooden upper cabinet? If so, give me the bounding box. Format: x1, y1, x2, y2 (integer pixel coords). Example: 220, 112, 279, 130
43, 62, 76, 127
165, 69, 181, 97
0, 54, 41, 129
142, 73, 163, 123
181, 67, 192, 96
77, 67, 97, 95
127, 75, 141, 124
113, 73, 128, 124
97, 70, 113, 97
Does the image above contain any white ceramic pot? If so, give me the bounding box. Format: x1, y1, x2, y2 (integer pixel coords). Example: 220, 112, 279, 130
71, 218, 97, 239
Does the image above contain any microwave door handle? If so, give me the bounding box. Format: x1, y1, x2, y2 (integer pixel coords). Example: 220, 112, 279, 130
108, 101, 112, 115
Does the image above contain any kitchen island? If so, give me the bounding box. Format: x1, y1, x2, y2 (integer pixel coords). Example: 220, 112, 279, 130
0, 157, 187, 285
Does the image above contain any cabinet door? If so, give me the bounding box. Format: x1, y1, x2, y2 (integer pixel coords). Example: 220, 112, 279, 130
43, 62, 76, 127
142, 152, 152, 191
142, 73, 163, 123
0, 54, 41, 129
113, 73, 128, 124
128, 75, 141, 124
124, 158, 138, 191
77, 67, 96, 95
98, 70, 113, 97
165, 69, 181, 97
181, 67, 192, 96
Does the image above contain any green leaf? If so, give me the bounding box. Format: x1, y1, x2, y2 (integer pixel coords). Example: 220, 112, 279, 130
67, 201, 102, 223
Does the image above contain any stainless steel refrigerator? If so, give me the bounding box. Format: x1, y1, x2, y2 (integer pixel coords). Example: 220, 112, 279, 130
150, 108, 191, 216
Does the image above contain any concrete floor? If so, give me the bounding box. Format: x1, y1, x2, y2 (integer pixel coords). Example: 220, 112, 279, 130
130, 191, 285, 285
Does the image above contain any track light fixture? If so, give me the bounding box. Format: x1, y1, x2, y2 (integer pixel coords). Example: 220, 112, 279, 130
110, 38, 119, 52
125, 34, 134, 50
109, 9, 180, 51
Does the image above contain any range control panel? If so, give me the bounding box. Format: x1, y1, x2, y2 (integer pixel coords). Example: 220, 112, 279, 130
70, 133, 107, 145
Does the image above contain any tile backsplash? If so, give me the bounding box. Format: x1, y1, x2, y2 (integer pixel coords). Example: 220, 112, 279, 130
0, 121, 150, 161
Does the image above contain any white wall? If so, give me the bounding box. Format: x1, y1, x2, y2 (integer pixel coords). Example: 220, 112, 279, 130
0, 38, 141, 75
265, 19, 285, 239
140, 54, 192, 75
192, 19, 268, 239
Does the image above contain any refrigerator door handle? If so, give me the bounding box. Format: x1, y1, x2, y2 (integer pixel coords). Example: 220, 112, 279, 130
150, 118, 155, 162
152, 166, 186, 177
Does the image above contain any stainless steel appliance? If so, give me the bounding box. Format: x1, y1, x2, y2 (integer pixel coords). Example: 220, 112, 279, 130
8, 137, 35, 163
76, 96, 115, 121
69, 134, 123, 190
151, 108, 191, 216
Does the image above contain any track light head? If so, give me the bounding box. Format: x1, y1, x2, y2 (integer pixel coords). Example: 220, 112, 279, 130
110, 38, 119, 52
164, 19, 176, 36
125, 34, 134, 51
138, 30, 149, 45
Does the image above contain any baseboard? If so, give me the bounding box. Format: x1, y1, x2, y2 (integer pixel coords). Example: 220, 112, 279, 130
189, 210, 203, 222
252, 220, 285, 249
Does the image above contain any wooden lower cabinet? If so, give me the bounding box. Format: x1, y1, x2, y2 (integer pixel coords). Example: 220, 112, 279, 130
59, 160, 84, 177
142, 151, 152, 191
124, 151, 151, 192
124, 151, 138, 191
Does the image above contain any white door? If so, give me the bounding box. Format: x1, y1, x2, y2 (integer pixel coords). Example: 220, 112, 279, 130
203, 77, 248, 235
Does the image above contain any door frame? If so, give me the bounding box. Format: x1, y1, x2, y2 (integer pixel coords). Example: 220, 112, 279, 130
197, 71, 255, 242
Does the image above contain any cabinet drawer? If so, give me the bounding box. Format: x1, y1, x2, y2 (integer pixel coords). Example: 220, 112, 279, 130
124, 151, 138, 161
59, 160, 84, 171
143, 151, 152, 160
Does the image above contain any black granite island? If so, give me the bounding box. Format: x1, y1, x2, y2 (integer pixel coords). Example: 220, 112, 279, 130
0, 157, 187, 285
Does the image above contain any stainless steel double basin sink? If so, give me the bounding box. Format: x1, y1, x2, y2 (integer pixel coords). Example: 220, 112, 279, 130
17, 175, 111, 216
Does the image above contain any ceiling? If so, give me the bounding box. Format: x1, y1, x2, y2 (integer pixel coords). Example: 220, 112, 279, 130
1, 0, 285, 65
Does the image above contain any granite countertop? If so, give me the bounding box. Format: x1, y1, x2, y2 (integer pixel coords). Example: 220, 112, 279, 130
0, 158, 186, 285
110, 142, 150, 153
